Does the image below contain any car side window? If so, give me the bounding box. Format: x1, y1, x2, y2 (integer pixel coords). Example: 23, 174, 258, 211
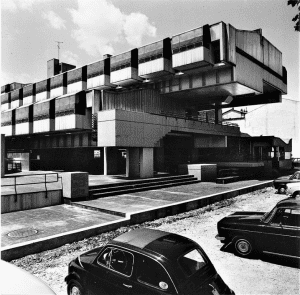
271, 209, 284, 224
136, 255, 175, 293
282, 209, 300, 227
97, 247, 134, 277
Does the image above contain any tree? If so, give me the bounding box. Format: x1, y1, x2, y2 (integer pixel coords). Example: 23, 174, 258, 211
288, 0, 300, 31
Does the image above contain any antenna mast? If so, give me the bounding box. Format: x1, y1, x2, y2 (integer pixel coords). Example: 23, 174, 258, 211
55, 41, 63, 60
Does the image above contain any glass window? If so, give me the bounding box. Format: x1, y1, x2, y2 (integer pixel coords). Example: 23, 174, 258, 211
97, 247, 134, 277
137, 256, 173, 292
283, 209, 300, 227
271, 209, 284, 224
178, 249, 206, 276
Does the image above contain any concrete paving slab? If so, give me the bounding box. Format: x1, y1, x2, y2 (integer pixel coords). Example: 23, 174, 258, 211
1, 205, 122, 247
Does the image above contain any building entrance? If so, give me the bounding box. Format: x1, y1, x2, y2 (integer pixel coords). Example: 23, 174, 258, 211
163, 134, 193, 174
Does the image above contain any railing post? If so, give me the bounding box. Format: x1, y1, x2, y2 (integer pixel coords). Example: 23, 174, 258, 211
45, 174, 48, 198
14, 176, 17, 202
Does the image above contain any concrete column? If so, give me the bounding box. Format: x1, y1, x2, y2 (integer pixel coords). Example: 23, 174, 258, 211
140, 148, 154, 178
154, 147, 165, 172
103, 147, 108, 175
104, 147, 119, 175
1, 134, 5, 177
126, 148, 140, 178
214, 104, 222, 124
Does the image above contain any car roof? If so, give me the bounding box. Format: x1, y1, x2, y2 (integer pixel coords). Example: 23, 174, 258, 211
0, 260, 56, 295
113, 228, 196, 260
277, 197, 300, 208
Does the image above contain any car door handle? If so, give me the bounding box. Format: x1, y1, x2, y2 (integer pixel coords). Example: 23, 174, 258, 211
123, 283, 132, 288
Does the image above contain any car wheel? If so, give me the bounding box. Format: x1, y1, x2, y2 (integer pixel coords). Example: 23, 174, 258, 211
292, 191, 300, 198
68, 280, 85, 295
278, 186, 286, 194
234, 237, 253, 257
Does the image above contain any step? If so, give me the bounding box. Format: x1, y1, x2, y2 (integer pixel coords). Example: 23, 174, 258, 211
89, 175, 197, 196
90, 179, 200, 199
216, 176, 239, 184
89, 174, 195, 190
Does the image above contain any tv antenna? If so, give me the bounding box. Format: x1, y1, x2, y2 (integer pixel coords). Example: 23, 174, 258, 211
55, 41, 63, 60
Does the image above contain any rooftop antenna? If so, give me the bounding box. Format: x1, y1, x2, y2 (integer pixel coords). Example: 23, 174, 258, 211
55, 41, 63, 60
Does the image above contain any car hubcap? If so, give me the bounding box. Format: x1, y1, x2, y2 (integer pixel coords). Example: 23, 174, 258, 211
237, 240, 249, 253
70, 286, 81, 295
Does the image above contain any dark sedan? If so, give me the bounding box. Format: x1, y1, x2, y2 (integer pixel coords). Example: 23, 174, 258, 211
216, 197, 300, 259
65, 228, 235, 295
273, 171, 300, 194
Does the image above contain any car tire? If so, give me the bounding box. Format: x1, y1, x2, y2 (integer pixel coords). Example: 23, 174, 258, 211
234, 237, 253, 257
278, 186, 286, 194
292, 191, 300, 198
68, 279, 85, 295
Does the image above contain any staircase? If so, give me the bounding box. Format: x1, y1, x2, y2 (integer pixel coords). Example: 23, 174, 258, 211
88, 174, 199, 199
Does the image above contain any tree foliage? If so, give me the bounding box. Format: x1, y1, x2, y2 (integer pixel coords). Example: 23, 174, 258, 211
288, 0, 300, 31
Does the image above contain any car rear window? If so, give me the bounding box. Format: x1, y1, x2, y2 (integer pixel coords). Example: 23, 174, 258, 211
178, 249, 207, 276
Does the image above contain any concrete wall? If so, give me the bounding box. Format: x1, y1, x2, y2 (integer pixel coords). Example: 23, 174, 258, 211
1, 190, 62, 213
1, 134, 5, 177
98, 109, 240, 148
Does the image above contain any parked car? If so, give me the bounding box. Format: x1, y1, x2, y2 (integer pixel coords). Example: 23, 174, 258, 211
0, 260, 56, 295
273, 171, 300, 194
216, 197, 300, 259
292, 158, 300, 170
286, 182, 300, 198
65, 228, 235, 295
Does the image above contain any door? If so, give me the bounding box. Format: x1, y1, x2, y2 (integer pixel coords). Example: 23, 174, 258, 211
131, 254, 177, 295
88, 246, 134, 295
258, 208, 300, 257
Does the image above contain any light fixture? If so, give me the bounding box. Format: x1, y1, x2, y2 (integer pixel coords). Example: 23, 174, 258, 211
175, 70, 184, 76
116, 85, 123, 89
143, 78, 150, 83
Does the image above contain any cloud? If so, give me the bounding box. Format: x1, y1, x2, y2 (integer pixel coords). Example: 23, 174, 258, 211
69, 0, 157, 57
61, 51, 78, 66
2, 0, 49, 11
124, 13, 156, 46
42, 11, 66, 29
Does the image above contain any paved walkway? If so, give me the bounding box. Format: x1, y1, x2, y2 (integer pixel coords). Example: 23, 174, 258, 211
1, 173, 272, 249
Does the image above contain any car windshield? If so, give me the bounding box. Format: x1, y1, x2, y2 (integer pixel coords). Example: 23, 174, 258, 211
178, 248, 207, 276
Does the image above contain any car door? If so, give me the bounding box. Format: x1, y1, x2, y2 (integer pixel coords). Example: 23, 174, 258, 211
280, 208, 300, 258
256, 208, 287, 255
130, 253, 177, 295
258, 208, 299, 257
88, 246, 135, 295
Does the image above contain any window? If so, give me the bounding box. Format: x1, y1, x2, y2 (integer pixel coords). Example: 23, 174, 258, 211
283, 209, 300, 227
97, 247, 134, 277
137, 256, 173, 292
271, 209, 284, 224
178, 249, 206, 276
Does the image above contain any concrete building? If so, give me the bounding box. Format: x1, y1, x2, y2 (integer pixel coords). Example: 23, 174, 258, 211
1, 22, 287, 178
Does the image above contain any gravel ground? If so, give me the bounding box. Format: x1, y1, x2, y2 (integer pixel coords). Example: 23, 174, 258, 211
10, 187, 300, 295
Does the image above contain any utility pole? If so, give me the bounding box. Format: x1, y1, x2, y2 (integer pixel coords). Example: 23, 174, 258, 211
55, 41, 63, 60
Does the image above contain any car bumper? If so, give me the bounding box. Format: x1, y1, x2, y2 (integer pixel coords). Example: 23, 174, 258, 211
215, 234, 226, 242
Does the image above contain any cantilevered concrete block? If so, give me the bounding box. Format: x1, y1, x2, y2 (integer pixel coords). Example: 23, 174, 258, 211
61, 172, 88, 200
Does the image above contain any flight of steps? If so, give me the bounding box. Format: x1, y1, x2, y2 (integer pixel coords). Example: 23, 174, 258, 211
88, 174, 199, 199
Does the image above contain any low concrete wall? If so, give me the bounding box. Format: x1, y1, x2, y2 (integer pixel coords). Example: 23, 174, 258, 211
1, 190, 62, 213
178, 164, 217, 181
1, 180, 273, 261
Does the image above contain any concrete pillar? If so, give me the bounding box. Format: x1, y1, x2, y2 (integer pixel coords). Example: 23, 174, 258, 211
104, 147, 119, 175
155, 147, 165, 172
1, 134, 5, 177
104, 147, 108, 175
126, 148, 140, 178
140, 148, 154, 178
214, 104, 221, 124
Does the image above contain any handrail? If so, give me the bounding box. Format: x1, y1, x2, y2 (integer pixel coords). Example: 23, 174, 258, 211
1, 173, 62, 199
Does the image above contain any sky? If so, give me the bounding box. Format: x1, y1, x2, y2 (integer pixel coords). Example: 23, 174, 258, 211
1, 0, 299, 101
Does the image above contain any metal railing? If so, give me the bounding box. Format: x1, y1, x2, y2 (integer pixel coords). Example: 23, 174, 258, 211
158, 111, 239, 127
1, 172, 63, 201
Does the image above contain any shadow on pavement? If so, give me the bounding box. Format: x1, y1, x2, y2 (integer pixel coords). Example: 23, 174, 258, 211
220, 244, 300, 269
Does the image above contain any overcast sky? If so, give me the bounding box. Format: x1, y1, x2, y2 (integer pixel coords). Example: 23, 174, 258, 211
1, 0, 299, 100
